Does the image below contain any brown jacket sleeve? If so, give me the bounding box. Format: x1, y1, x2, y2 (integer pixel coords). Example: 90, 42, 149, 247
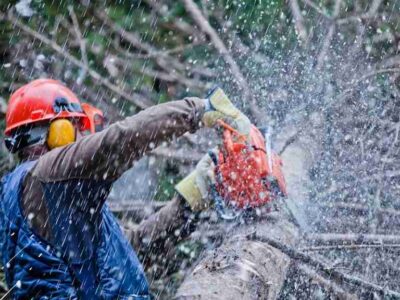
31, 98, 205, 182
127, 195, 199, 278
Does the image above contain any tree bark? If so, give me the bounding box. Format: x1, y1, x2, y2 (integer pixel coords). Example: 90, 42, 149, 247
174, 210, 299, 300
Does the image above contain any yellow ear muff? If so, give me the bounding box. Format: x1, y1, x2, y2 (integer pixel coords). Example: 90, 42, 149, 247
47, 119, 76, 150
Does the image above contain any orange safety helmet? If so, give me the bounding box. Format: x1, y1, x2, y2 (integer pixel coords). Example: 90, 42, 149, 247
5, 79, 89, 136
4, 79, 94, 153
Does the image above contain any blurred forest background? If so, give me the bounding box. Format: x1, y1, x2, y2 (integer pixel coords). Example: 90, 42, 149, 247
1, 0, 400, 298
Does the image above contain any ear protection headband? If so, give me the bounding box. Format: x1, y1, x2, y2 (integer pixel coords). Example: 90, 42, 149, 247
5, 98, 104, 153
5, 119, 76, 153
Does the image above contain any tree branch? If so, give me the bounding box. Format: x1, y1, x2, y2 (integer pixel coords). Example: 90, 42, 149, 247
0, 11, 153, 109
315, 0, 342, 70
318, 201, 400, 218
366, 0, 383, 16
300, 244, 400, 252
150, 146, 202, 163
330, 68, 400, 110
249, 234, 400, 298
289, 0, 309, 45
68, 5, 88, 85
302, 0, 331, 19
307, 233, 400, 245
181, 0, 262, 122
297, 264, 358, 299
142, 0, 205, 42
109, 200, 167, 223
95, 10, 214, 82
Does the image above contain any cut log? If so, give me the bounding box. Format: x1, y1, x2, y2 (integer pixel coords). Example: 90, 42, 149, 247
174, 211, 299, 300
173, 120, 319, 299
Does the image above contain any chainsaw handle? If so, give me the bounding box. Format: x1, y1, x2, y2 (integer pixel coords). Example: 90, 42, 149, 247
223, 129, 234, 153
216, 119, 237, 133
216, 119, 247, 154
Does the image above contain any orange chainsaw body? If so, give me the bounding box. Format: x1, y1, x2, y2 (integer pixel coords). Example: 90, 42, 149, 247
215, 121, 287, 209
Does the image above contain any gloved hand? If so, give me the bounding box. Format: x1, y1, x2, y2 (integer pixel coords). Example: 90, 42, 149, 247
202, 87, 251, 137
175, 152, 216, 211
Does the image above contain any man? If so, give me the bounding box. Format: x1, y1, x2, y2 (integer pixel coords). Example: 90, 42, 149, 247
0, 79, 250, 299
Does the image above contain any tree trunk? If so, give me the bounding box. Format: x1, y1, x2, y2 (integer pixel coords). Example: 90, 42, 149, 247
174, 118, 319, 299
174, 211, 299, 300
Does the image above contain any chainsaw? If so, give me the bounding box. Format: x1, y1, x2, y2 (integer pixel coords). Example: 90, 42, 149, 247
207, 88, 287, 220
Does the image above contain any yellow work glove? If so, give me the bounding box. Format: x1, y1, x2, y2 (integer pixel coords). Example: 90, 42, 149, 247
202, 87, 251, 137
175, 152, 216, 211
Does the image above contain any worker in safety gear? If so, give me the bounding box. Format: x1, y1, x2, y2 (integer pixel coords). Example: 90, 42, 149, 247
0, 79, 250, 299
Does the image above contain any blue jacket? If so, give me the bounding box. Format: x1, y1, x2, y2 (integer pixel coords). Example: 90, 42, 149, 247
0, 161, 150, 299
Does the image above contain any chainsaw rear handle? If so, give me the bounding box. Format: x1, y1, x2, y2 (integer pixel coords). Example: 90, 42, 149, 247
216, 119, 247, 155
